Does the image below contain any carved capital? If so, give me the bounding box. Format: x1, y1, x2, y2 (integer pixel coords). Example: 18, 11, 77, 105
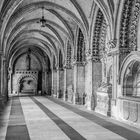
56, 66, 64, 71
108, 39, 117, 49
63, 64, 72, 69
85, 48, 91, 57
92, 56, 101, 62
72, 60, 86, 66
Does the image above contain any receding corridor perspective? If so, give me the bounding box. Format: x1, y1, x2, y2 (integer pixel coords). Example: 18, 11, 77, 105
0, 95, 140, 140
1, 0, 140, 139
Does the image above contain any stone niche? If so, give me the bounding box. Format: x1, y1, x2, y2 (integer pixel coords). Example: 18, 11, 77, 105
95, 92, 109, 115
119, 97, 140, 126
95, 83, 111, 116
12, 49, 41, 95
67, 85, 73, 103
14, 70, 38, 95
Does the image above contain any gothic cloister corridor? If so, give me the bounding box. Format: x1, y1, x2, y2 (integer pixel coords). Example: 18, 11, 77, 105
1, 0, 140, 139
0, 95, 140, 140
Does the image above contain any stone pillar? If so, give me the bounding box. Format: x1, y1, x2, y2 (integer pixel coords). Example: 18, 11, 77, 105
44, 70, 47, 94
73, 63, 77, 104
63, 66, 73, 101
85, 52, 102, 110
51, 68, 56, 96
0, 54, 3, 108
1, 57, 8, 101
56, 67, 60, 98
63, 67, 67, 101
92, 59, 102, 109
42, 71, 45, 95
85, 56, 93, 110
110, 51, 119, 117
51, 68, 54, 95
44, 69, 50, 95
52, 68, 57, 97
73, 61, 85, 105
1, 56, 3, 96
107, 39, 119, 117
8, 68, 12, 95
56, 67, 64, 98
59, 68, 64, 98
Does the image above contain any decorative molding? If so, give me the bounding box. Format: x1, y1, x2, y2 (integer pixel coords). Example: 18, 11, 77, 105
77, 28, 85, 63
99, 18, 108, 58
108, 39, 117, 49
92, 9, 104, 58
0, 51, 3, 55
119, 0, 134, 51
129, 0, 140, 51
85, 48, 91, 57
66, 40, 72, 68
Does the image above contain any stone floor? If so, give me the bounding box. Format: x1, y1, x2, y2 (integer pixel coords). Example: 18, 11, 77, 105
0, 96, 140, 140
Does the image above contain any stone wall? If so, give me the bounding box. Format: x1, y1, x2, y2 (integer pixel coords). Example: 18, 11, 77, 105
118, 97, 140, 126
53, 70, 57, 95
66, 69, 73, 102
59, 70, 64, 98
77, 66, 85, 97
14, 54, 41, 71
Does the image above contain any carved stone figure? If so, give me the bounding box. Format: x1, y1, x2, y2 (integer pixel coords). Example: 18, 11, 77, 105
26, 49, 31, 70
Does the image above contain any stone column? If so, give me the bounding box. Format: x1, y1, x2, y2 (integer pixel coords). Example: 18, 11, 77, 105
56, 67, 60, 98
1, 57, 8, 101
8, 67, 12, 95
56, 67, 64, 98
63, 66, 67, 101
107, 39, 119, 117
73, 62, 77, 104
73, 61, 85, 105
41, 71, 45, 95
0, 53, 3, 107
51, 67, 54, 96
52, 68, 57, 97
63, 66, 73, 101
59, 68, 64, 98
110, 51, 119, 117
85, 55, 93, 110
44, 69, 50, 95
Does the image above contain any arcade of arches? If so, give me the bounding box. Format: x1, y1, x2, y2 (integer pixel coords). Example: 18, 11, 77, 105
1, 0, 140, 130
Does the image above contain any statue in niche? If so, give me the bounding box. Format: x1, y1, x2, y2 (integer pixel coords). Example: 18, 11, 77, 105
26, 49, 31, 70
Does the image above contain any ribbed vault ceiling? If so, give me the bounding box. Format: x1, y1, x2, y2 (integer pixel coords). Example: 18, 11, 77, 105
0, 0, 114, 66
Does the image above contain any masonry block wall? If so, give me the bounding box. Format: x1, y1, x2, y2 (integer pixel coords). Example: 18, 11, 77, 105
12, 54, 42, 94
77, 66, 85, 98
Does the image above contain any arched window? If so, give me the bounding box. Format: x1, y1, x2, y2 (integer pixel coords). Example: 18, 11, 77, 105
92, 9, 104, 59
123, 61, 140, 97
59, 50, 63, 68
66, 41, 72, 68
53, 55, 56, 69
77, 28, 85, 62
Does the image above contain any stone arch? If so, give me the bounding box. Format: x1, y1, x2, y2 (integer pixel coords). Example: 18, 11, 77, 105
7, 37, 58, 66
119, 52, 140, 96
59, 50, 63, 69
118, 0, 140, 68
65, 40, 72, 68
76, 28, 85, 63
90, 8, 108, 61
1, 1, 88, 50
17, 74, 38, 93
107, 65, 113, 85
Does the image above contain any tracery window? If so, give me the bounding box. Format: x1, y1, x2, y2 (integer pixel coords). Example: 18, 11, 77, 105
66, 41, 72, 68
123, 61, 140, 97
53, 55, 56, 69
77, 28, 85, 62
59, 50, 63, 69
92, 9, 104, 59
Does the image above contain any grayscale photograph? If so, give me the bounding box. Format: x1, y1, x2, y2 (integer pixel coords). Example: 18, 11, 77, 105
0, 0, 140, 140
